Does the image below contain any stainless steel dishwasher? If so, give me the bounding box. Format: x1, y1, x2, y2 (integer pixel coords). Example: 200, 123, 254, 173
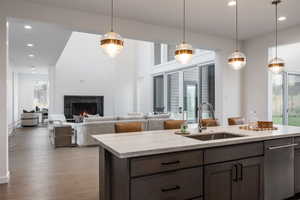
264, 138, 298, 200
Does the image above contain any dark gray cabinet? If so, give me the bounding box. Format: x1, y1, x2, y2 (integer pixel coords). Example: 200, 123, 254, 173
295, 137, 300, 194
204, 156, 264, 200
295, 148, 300, 194
204, 160, 239, 200
238, 157, 264, 200
99, 142, 265, 200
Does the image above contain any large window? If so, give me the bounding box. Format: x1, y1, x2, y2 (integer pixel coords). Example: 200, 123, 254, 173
272, 74, 283, 124
153, 64, 215, 122
33, 80, 49, 109
183, 68, 199, 122
272, 72, 300, 126
167, 72, 180, 113
153, 75, 164, 113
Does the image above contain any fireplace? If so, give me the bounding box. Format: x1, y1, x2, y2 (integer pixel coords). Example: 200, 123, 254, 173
64, 96, 104, 119
72, 102, 98, 116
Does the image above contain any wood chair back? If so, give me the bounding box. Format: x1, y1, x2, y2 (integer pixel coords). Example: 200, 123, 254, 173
228, 117, 245, 126
201, 118, 219, 127
164, 120, 185, 130
115, 122, 143, 133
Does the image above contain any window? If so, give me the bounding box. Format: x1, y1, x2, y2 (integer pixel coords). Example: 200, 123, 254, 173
167, 44, 176, 62
201, 64, 215, 108
271, 72, 300, 126
152, 64, 215, 121
33, 80, 49, 109
287, 74, 300, 126
153, 75, 164, 112
154, 43, 162, 65
167, 72, 180, 113
272, 74, 283, 124
183, 67, 199, 122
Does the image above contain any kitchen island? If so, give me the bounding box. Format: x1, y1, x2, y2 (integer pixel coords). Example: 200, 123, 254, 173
93, 125, 300, 200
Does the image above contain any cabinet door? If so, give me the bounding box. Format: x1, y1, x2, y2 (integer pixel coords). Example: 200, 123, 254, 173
204, 161, 239, 200
238, 157, 264, 200
295, 148, 300, 194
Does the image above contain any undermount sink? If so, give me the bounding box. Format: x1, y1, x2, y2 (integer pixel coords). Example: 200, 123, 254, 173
186, 132, 244, 141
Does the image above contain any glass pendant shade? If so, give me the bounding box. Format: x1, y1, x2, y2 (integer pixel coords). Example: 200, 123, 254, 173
268, 57, 285, 73
175, 43, 194, 64
268, 0, 285, 73
228, 50, 247, 70
100, 32, 124, 58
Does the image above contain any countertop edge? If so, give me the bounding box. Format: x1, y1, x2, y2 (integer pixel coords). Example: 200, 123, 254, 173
93, 130, 300, 159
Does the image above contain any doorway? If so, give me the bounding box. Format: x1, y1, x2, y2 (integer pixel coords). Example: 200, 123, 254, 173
184, 81, 198, 123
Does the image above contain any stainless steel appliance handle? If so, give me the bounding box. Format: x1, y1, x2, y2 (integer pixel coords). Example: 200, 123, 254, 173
268, 143, 298, 150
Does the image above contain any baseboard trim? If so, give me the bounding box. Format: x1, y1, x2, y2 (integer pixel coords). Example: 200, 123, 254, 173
0, 171, 10, 184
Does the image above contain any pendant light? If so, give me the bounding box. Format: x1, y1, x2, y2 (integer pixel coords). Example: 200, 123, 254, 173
228, 0, 247, 70
268, 0, 285, 73
100, 0, 124, 58
175, 0, 194, 64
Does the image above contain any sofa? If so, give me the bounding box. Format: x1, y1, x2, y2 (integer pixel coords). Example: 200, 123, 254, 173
76, 114, 171, 146
21, 113, 39, 127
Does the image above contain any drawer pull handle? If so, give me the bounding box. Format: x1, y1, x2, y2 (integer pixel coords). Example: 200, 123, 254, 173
268, 143, 298, 150
232, 164, 238, 182
238, 163, 243, 181
161, 185, 181, 192
161, 160, 180, 166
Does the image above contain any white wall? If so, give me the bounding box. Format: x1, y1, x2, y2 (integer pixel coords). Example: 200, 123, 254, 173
13, 72, 18, 124
52, 32, 153, 116
136, 41, 154, 113
243, 25, 300, 121
0, 15, 9, 184
7, 63, 13, 128
17, 73, 48, 118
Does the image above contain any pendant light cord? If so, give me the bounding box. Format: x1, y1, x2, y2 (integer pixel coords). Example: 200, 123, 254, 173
111, 0, 114, 32
235, 0, 238, 51
275, 1, 278, 58
183, 0, 186, 43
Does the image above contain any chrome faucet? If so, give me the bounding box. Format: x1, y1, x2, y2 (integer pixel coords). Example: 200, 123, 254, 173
198, 102, 215, 132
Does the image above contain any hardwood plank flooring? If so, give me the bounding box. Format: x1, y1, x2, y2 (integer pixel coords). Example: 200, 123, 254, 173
0, 127, 98, 200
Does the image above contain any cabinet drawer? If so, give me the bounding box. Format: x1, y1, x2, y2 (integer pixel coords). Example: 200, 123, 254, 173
131, 167, 203, 200
130, 150, 203, 177
204, 142, 263, 164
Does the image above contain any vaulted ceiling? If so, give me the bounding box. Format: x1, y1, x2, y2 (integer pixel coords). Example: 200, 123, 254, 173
23, 0, 300, 40
9, 18, 72, 73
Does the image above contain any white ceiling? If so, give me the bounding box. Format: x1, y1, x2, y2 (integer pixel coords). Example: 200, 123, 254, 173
22, 0, 300, 40
8, 18, 72, 74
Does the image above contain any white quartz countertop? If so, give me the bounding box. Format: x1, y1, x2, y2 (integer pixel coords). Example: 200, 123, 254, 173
92, 125, 300, 158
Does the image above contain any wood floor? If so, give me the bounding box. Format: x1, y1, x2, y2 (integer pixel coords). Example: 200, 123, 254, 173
0, 127, 99, 200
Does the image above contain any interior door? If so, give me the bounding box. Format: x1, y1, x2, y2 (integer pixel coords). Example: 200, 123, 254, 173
287, 73, 300, 126
184, 81, 198, 123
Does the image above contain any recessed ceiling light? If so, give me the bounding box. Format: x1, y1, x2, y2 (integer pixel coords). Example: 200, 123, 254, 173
24, 25, 32, 29
28, 54, 35, 58
278, 16, 287, 21
27, 43, 34, 47
228, 0, 236, 6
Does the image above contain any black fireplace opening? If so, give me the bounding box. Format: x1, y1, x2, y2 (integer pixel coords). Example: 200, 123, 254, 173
72, 102, 97, 116
64, 96, 104, 119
